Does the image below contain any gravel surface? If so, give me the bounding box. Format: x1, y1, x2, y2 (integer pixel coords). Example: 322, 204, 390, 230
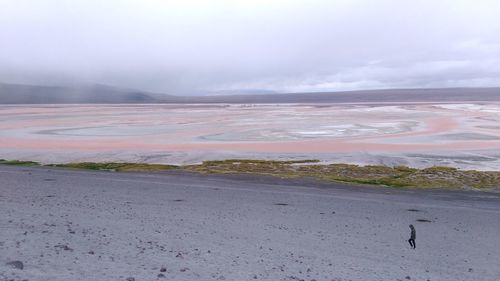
1, 165, 500, 281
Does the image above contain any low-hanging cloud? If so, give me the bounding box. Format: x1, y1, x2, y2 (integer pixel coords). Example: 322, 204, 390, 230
1, 0, 499, 94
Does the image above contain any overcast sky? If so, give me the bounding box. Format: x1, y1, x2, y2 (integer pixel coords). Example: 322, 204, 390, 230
1, 0, 499, 94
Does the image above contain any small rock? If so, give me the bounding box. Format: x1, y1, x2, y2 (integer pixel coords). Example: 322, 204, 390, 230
55, 244, 73, 251
6, 260, 24, 270
160, 267, 167, 272
157, 273, 166, 278
180, 267, 189, 272
126, 277, 135, 281
405, 276, 411, 280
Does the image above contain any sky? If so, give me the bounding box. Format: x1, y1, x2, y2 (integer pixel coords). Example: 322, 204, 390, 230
1, 0, 500, 95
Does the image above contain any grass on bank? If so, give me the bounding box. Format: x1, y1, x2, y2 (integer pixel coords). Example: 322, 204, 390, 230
0, 159, 41, 166
48, 162, 179, 172
184, 159, 500, 190
1, 158, 499, 190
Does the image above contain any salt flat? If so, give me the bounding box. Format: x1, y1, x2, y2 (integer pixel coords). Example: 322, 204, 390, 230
1, 165, 500, 281
1, 103, 499, 170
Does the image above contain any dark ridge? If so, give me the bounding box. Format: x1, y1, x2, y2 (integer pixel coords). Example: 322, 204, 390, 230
178, 87, 500, 104
1, 83, 499, 104
0, 83, 166, 104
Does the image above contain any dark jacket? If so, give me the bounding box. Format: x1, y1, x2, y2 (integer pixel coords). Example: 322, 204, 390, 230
410, 226, 416, 240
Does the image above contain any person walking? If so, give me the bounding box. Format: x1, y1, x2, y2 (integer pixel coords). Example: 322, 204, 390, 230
408, 224, 416, 249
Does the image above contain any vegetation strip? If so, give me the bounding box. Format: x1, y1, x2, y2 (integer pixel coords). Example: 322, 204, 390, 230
1, 159, 499, 190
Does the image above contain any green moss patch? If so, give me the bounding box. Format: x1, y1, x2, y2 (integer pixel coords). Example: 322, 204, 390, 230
48, 162, 179, 172
1, 158, 498, 190
0, 159, 41, 166
184, 159, 500, 190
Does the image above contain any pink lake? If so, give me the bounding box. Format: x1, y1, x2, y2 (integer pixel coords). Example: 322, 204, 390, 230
1, 103, 500, 170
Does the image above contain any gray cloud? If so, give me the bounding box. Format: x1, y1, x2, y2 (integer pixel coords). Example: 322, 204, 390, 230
1, 0, 499, 94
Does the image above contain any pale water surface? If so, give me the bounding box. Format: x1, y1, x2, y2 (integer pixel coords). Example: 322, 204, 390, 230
1, 103, 500, 170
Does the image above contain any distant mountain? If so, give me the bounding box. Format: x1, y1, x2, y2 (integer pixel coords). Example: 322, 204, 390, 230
0, 83, 164, 104
177, 87, 500, 104
206, 89, 279, 96
1, 83, 499, 104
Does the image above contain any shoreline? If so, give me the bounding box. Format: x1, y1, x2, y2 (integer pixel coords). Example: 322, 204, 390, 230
2, 158, 499, 191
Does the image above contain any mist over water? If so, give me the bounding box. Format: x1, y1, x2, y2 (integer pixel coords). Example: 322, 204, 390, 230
1, 0, 500, 95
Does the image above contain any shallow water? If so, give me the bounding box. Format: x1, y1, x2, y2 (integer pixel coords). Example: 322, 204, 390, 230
1, 103, 499, 169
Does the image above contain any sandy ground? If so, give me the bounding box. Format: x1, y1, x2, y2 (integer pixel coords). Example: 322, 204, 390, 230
1, 165, 500, 281
1, 103, 500, 170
